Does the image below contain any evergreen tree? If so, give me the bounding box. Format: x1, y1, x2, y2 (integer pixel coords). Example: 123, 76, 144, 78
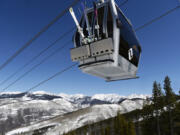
100, 128, 105, 135
174, 102, 180, 134
114, 112, 136, 135
164, 76, 176, 105
157, 83, 165, 109
153, 81, 159, 104
164, 76, 176, 135
152, 81, 163, 135
142, 99, 153, 120
83, 125, 88, 135
133, 109, 141, 135
127, 121, 136, 135
100, 121, 105, 135
104, 126, 110, 135
115, 112, 122, 134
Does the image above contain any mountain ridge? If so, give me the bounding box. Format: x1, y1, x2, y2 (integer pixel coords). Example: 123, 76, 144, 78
0, 91, 150, 135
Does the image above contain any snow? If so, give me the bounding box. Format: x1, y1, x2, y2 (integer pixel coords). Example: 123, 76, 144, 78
92, 93, 151, 103
0, 91, 21, 95
31, 91, 54, 95
7, 104, 122, 135
0, 98, 76, 125
5, 99, 144, 135
2, 91, 148, 135
59, 93, 87, 104
59, 93, 85, 98
127, 94, 151, 99
92, 94, 125, 103
22, 95, 31, 100
6, 123, 57, 135
120, 99, 144, 112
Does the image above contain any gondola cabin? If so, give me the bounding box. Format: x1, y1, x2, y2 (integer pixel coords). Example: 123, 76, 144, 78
69, 0, 141, 81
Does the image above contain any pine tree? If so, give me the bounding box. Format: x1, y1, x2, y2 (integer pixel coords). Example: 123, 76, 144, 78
114, 112, 136, 135
174, 101, 180, 134
142, 98, 153, 120
157, 83, 165, 109
133, 109, 141, 135
152, 81, 162, 135
153, 81, 159, 104
114, 112, 121, 134
164, 76, 176, 105
104, 126, 110, 135
83, 125, 88, 135
141, 95, 156, 135
100, 128, 105, 135
164, 76, 176, 135
127, 121, 136, 135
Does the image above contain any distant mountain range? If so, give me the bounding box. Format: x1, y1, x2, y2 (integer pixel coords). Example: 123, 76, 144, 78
0, 91, 150, 135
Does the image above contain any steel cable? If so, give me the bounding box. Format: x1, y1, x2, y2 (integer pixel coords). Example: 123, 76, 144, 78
2, 40, 72, 92
0, 0, 80, 72
135, 5, 180, 31
0, 28, 75, 86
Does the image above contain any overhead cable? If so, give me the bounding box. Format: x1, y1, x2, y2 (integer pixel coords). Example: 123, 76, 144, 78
26, 63, 77, 92
0, 28, 75, 86
2, 40, 72, 92
135, 5, 180, 31
0, 0, 80, 72
0, 63, 77, 107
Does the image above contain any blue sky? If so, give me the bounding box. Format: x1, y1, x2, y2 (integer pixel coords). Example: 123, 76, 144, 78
0, 0, 179, 96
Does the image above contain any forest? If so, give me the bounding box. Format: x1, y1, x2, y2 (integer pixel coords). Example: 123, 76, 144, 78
63, 76, 180, 135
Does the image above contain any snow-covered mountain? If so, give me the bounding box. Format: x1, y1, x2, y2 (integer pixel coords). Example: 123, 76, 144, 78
6, 104, 129, 135
0, 91, 150, 135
